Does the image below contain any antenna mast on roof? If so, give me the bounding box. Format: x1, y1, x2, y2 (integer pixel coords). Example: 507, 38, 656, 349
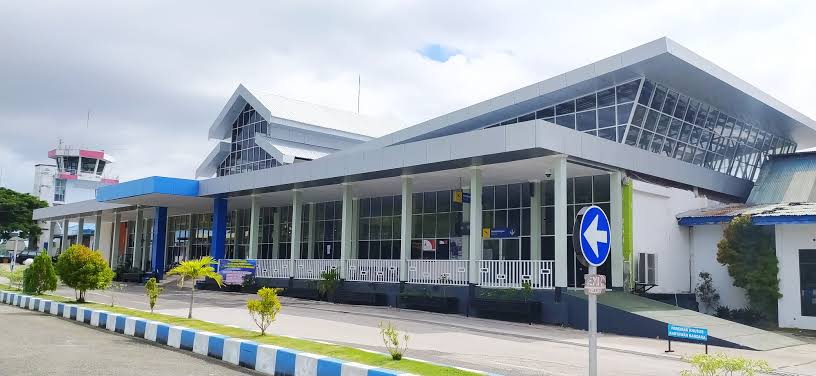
357, 74, 361, 114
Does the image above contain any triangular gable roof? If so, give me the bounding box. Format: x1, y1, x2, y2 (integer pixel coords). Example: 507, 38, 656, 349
208, 84, 403, 141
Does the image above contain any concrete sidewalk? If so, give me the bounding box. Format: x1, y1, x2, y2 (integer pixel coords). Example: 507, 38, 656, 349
50, 282, 816, 376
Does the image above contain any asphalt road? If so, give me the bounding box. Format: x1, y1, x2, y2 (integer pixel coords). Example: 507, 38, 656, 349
0, 304, 255, 376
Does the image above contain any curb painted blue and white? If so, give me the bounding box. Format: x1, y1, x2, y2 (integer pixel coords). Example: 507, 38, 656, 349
0, 291, 416, 376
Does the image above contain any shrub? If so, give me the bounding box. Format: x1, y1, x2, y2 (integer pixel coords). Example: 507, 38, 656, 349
717, 216, 781, 318
144, 277, 163, 313
55, 244, 114, 302
695, 272, 720, 313
680, 353, 771, 376
22, 251, 57, 294
379, 321, 409, 360
318, 268, 339, 301
167, 256, 222, 318
714, 306, 731, 320
246, 287, 282, 335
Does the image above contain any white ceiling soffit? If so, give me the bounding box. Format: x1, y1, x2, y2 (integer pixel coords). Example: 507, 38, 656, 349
195, 141, 230, 178
208, 85, 403, 141
254, 134, 334, 164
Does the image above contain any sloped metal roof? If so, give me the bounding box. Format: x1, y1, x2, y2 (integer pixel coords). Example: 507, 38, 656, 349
747, 152, 816, 204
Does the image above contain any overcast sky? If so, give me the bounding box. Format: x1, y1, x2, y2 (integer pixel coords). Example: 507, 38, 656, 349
1, 1, 814, 194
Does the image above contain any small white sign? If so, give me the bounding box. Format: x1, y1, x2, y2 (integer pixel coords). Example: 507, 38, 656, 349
584, 274, 607, 296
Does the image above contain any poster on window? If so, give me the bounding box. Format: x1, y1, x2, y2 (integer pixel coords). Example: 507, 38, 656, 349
218, 259, 256, 285
422, 239, 436, 252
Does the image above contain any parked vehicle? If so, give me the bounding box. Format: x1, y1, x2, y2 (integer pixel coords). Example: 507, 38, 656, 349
15, 250, 40, 264
0, 250, 12, 263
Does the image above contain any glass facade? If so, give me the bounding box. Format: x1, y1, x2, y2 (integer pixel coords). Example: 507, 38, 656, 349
217, 103, 281, 176
166, 215, 190, 265
226, 209, 251, 259
481, 183, 531, 261
411, 190, 464, 260
359, 195, 402, 260
482, 77, 796, 181
313, 201, 341, 259
189, 214, 212, 260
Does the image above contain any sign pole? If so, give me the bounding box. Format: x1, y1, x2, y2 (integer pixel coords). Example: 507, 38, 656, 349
588, 265, 597, 376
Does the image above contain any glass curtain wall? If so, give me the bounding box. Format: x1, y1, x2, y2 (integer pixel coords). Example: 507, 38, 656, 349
217, 103, 281, 177
540, 174, 611, 287
411, 190, 464, 260
259, 207, 276, 259
313, 201, 341, 259
166, 215, 190, 265
225, 209, 250, 259
482, 183, 532, 260
277, 206, 293, 259
190, 214, 212, 260
359, 195, 401, 260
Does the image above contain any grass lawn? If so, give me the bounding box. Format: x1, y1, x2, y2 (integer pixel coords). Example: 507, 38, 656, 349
2, 287, 478, 376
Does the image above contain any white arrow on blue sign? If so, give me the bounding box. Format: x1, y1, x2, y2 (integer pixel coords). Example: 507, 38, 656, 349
578, 205, 611, 267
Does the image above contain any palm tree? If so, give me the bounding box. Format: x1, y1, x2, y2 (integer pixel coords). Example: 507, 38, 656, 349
167, 256, 223, 318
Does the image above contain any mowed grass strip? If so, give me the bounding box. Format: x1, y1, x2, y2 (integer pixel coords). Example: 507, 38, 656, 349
2, 288, 478, 376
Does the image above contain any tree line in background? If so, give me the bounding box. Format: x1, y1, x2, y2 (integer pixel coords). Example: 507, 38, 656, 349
0, 187, 48, 242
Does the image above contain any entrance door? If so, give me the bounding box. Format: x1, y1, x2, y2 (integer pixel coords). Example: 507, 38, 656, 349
800, 250, 816, 317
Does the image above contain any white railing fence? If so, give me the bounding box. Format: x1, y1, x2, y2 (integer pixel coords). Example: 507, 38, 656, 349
294, 259, 340, 280
406, 260, 469, 285
477, 260, 554, 289
344, 259, 400, 283
254, 259, 291, 279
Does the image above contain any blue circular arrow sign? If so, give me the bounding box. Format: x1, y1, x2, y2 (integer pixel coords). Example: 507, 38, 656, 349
578, 205, 611, 267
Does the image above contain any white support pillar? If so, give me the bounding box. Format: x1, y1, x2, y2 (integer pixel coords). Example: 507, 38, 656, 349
307, 203, 316, 259
133, 207, 144, 269
47, 221, 56, 255
399, 176, 412, 282
610, 171, 624, 288
340, 184, 353, 279
111, 212, 121, 266
468, 168, 483, 285
351, 198, 359, 258
185, 214, 193, 260
290, 191, 303, 277
272, 209, 281, 258
554, 156, 568, 288
76, 217, 85, 246
248, 195, 260, 259
93, 215, 102, 251
140, 216, 150, 270
61, 218, 69, 251
530, 180, 542, 260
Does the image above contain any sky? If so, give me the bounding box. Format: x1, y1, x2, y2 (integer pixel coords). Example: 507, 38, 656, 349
1, 1, 815, 194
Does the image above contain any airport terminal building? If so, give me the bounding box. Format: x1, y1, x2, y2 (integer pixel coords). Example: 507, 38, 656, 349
33, 38, 816, 338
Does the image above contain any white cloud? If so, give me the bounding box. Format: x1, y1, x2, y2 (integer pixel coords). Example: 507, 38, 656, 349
0, 0, 814, 194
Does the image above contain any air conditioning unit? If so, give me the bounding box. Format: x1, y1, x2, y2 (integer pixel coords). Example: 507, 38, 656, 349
636, 252, 657, 285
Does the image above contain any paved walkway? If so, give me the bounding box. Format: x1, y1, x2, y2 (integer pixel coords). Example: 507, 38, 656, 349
48, 281, 816, 376
0, 303, 254, 376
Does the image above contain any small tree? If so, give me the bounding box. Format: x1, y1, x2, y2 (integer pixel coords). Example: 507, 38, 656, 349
55, 244, 114, 303
2, 266, 26, 290
680, 353, 771, 376
318, 268, 339, 302
23, 250, 57, 294
694, 272, 720, 314
144, 277, 163, 313
167, 256, 222, 318
717, 216, 781, 318
246, 287, 282, 335
379, 321, 409, 360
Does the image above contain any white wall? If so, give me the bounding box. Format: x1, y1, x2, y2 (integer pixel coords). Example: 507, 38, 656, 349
631, 180, 714, 294
776, 224, 816, 330
689, 224, 748, 311
97, 221, 113, 263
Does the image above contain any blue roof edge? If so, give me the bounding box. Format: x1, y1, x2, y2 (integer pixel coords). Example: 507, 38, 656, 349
751, 215, 816, 226
96, 176, 199, 202
677, 216, 735, 226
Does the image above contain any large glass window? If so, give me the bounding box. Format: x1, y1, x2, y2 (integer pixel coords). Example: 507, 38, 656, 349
359, 196, 400, 259
226, 209, 250, 259
482, 183, 531, 261
53, 178, 66, 202
410, 190, 463, 260
217, 103, 280, 176
800, 250, 816, 317
190, 214, 212, 260
314, 201, 341, 259
80, 157, 96, 174
166, 215, 190, 265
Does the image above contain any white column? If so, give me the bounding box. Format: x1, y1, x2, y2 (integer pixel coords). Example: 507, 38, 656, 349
351, 198, 359, 258
461, 187, 470, 261
140, 217, 150, 270
185, 214, 193, 260
133, 207, 144, 269
307, 203, 316, 259
340, 184, 353, 279
76, 217, 85, 246
248, 195, 260, 259
111, 212, 121, 266
93, 215, 102, 250
272, 209, 281, 258
554, 156, 568, 288
290, 191, 303, 277
530, 180, 542, 260
61, 218, 69, 251
399, 176, 412, 282
610, 171, 624, 288
468, 168, 483, 284
47, 221, 56, 255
